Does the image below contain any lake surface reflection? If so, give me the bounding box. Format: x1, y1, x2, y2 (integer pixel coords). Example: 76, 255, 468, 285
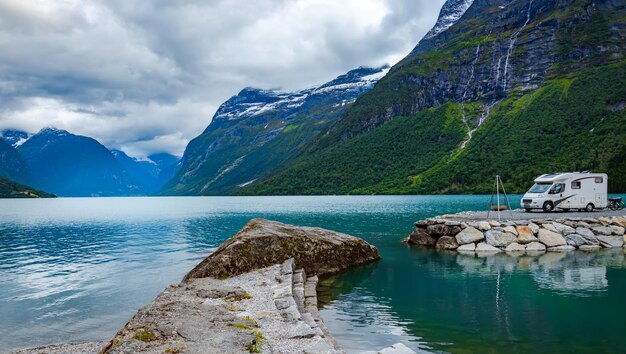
1, 195, 625, 353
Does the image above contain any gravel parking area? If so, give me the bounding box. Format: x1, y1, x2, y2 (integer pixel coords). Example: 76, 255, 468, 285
443, 209, 626, 222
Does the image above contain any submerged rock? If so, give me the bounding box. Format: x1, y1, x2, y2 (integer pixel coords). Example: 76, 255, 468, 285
475, 242, 501, 253
184, 218, 380, 280
436, 236, 459, 250
505, 242, 525, 252
526, 242, 547, 252
408, 228, 438, 246
457, 243, 476, 252
547, 245, 576, 252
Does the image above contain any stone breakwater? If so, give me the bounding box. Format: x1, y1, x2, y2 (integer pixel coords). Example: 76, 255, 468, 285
407, 215, 626, 254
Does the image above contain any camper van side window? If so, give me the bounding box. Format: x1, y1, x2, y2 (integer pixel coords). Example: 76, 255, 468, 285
571, 181, 581, 189
595, 177, 603, 183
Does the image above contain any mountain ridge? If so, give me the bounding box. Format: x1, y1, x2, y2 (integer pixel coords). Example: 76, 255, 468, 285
239, 0, 626, 195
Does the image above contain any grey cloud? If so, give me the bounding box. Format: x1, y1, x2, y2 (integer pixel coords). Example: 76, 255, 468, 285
0, 0, 444, 158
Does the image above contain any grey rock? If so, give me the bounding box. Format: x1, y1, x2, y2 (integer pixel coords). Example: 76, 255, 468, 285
455, 227, 485, 245
485, 230, 517, 247
457, 243, 476, 252
610, 225, 625, 235
503, 225, 518, 236
597, 236, 624, 248
576, 227, 596, 239
475, 243, 501, 253
184, 218, 380, 280
538, 229, 567, 247
542, 223, 558, 233
525, 242, 547, 252
529, 223, 540, 235
478, 221, 491, 231
505, 242, 525, 252
565, 234, 587, 247
579, 245, 602, 251
552, 222, 576, 235
548, 245, 576, 252
592, 225, 613, 236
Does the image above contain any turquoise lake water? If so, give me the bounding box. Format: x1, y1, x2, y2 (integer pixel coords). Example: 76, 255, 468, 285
1, 195, 625, 353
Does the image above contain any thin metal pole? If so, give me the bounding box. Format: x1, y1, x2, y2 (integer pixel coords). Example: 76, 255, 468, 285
500, 176, 514, 219
496, 175, 501, 221
488, 176, 496, 219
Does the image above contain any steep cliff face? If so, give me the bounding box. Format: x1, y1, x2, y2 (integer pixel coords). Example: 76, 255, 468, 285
321, 0, 625, 144
241, 0, 626, 195
160, 66, 389, 195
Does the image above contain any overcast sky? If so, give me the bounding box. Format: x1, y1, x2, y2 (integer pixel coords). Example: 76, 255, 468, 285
0, 0, 445, 158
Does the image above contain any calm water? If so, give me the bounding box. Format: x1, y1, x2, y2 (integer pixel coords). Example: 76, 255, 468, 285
1, 195, 625, 353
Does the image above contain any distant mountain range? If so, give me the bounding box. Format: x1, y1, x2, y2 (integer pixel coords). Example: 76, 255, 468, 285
0, 128, 179, 197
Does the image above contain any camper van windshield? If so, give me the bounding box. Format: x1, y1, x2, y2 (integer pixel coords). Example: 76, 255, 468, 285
528, 183, 552, 193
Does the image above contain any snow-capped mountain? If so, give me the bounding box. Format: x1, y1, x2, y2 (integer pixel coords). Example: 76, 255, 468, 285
0, 129, 30, 147
160, 65, 390, 195
212, 65, 390, 123
422, 0, 475, 40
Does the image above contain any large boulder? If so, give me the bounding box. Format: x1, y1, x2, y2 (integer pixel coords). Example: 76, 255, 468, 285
457, 243, 476, 252
565, 234, 587, 247
475, 242, 501, 253
436, 236, 459, 250
516, 226, 538, 244
552, 222, 576, 235
184, 219, 380, 280
538, 229, 567, 247
408, 228, 437, 246
427, 224, 461, 237
505, 242, 525, 252
591, 225, 613, 236
526, 242, 547, 252
610, 225, 625, 235
455, 227, 484, 245
597, 236, 624, 248
485, 230, 517, 247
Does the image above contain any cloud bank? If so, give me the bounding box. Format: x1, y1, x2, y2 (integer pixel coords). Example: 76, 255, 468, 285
0, 0, 444, 157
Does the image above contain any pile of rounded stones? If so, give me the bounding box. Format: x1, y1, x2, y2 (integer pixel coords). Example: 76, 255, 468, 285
406, 216, 626, 254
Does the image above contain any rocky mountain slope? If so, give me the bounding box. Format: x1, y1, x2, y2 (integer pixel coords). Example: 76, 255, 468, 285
241, 0, 626, 195
160, 66, 389, 195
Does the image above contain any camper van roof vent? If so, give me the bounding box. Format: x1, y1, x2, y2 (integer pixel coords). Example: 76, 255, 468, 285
581, 170, 590, 173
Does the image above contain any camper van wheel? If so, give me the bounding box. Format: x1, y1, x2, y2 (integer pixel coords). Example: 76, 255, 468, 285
542, 202, 554, 213
585, 203, 594, 212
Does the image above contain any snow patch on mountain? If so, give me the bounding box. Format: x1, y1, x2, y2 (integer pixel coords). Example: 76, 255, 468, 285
423, 0, 475, 40
213, 65, 389, 122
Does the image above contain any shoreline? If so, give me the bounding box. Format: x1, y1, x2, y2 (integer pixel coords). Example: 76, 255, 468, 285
407, 210, 626, 254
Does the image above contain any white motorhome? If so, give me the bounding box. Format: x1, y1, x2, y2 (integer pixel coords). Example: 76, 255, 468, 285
521, 172, 608, 212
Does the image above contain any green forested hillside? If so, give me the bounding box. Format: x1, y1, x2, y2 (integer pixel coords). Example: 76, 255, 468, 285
239, 0, 626, 195
241, 62, 626, 195
0, 176, 55, 198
